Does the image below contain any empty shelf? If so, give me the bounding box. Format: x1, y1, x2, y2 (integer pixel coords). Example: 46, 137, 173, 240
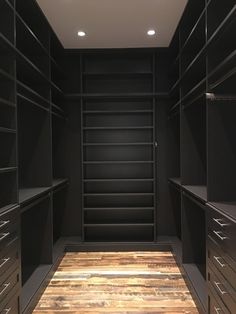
0, 167, 17, 174
182, 185, 207, 202
169, 177, 181, 186
19, 187, 51, 204
84, 207, 154, 211
52, 178, 69, 189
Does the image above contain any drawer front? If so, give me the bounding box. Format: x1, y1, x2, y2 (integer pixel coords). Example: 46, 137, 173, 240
0, 207, 19, 232
0, 269, 19, 303
0, 239, 19, 281
208, 262, 236, 313
0, 221, 19, 253
207, 206, 236, 260
208, 287, 230, 314
0, 293, 20, 314
208, 235, 236, 291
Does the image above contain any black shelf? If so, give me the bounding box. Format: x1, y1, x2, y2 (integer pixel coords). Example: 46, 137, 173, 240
169, 177, 181, 187
67, 93, 155, 99
83, 142, 153, 146
83, 72, 152, 78
84, 178, 154, 182
81, 55, 156, 241
19, 187, 51, 205
84, 207, 154, 211
84, 223, 154, 227
84, 193, 154, 196
83, 126, 153, 130
83, 110, 153, 114
0, 166, 17, 174
182, 185, 207, 203
83, 161, 153, 164
52, 178, 69, 189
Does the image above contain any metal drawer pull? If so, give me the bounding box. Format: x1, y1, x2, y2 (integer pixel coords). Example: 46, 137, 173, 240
0, 221, 10, 229
214, 306, 222, 314
0, 232, 10, 242
213, 256, 226, 268
0, 257, 10, 268
3, 308, 11, 314
214, 282, 227, 295
0, 283, 10, 296
213, 231, 228, 241
213, 218, 229, 227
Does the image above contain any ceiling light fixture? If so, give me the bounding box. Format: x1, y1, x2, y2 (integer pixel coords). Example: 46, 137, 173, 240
78, 31, 86, 37
147, 29, 156, 36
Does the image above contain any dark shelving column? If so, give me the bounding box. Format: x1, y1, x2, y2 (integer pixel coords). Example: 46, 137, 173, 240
81, 53, 156, 242
168, 0, 236, 312
168, 0, 208, 311
0, 0, 17, 213
206, 0, 236, 216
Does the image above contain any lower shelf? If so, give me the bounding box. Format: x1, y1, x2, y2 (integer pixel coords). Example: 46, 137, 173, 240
22, 264, 51, 312
183, 263, 207, 311
84, 224, 154, 242
19, 187, 51, 204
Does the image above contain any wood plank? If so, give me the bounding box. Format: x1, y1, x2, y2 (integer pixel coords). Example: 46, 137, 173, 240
33, 251, 200, 313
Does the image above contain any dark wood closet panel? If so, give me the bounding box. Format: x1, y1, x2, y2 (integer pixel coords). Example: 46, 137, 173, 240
168, 0, 236, 312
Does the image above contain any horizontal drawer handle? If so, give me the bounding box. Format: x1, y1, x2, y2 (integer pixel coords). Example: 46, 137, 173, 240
0, 232, 10, 242
214, 306, 222, 314
213, 231, 228, 241
3, 308, 11, 314
0, 257, 10, 269
213, 256, 226, 268
0, 283, 10, 296
213, 218, 229, 227
0, 221, 10, 229
214, 281, 227, 295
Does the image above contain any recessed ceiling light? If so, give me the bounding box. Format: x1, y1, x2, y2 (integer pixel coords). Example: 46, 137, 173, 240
78, 31, 86, 37
147, 29, 156, 36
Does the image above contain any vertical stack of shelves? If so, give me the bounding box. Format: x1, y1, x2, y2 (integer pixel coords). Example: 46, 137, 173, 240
50, 32, 68, 245
81, 53, 156, 242
206, 3, 236, 311
168, 0, 236, 311
168, 32, 181, 239
15, 0, 52, 309
0, 0, 17, 213
5, 0, 68, 311
0, 1, 21, 312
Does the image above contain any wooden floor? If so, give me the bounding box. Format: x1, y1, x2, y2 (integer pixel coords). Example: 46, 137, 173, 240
34, 251, 200, 313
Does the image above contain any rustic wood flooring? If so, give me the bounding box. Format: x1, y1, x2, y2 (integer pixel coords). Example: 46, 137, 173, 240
33, 251, 200, 313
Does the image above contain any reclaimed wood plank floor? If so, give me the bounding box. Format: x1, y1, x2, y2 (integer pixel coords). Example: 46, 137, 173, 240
34, 251, 200, 313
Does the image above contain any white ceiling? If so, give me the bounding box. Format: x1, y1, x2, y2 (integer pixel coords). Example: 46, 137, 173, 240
37, 0, 187, 49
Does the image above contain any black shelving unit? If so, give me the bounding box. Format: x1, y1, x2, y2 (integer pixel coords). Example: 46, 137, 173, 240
81, 53, 156, 242
0, 0, 17, 213
167, 0, 236, 312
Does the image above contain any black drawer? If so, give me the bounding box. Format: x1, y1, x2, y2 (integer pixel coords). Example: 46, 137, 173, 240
0, 221, 19, 253
0, 268, 19, 303
0, 239, 19, 281
0, 206, 19, 232
0, 292, 20, 314
208, 262, 236, 313
208, 235, 236, 291
207, 206, 236, 261
208, 286, 230, 314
